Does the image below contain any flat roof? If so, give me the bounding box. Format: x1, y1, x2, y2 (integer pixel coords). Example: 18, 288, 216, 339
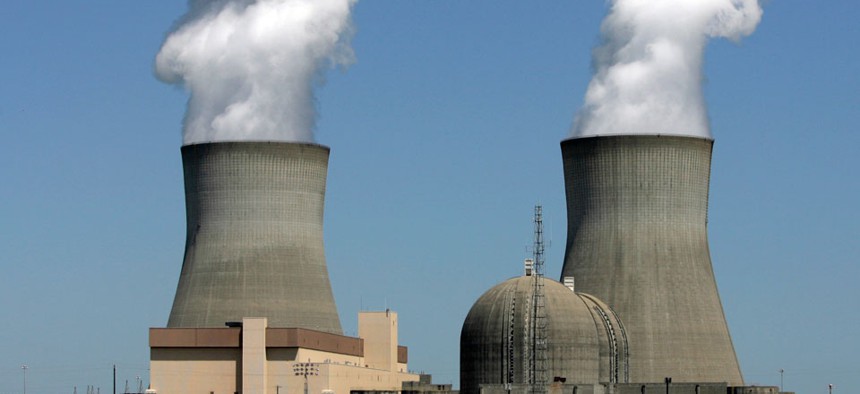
150, 327, 409, 362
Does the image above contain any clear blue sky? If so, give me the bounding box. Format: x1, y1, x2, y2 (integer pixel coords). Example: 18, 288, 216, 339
1, 1, 858, 394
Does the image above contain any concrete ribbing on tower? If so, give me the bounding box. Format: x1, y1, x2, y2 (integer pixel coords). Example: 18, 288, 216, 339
559, 135, 742, 384
167, 142, 342, 333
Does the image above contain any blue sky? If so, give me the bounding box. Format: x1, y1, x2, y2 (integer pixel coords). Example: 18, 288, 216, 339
1, 1, 858, 394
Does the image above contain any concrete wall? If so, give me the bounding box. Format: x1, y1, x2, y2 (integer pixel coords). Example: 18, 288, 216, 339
359, 311, 398, 372
151, 347, 418, 394
727, 387, 779, 394
167, 142, 341, 334
559, 136, 742, 385
480, 382, 736, 394
579, 294, 630, 384
320, 363, 419, 394
480, 383, 602, 394
614, 383, 727, 394
150, 347, 241, 394
244, 318, 268, 394
263, 360, 419, 394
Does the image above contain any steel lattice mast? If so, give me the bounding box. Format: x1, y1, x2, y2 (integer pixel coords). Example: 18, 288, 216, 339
531, 205, 548, 394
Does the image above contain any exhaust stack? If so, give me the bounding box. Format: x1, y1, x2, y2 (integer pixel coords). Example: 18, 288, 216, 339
167, 142, 342, 334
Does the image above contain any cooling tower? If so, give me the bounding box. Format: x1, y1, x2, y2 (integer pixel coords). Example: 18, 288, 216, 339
167, 142, 342, 334
559, 135, 742, 385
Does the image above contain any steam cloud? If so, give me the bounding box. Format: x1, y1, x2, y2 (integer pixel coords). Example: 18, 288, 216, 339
156, 0, 356, 145
571, 0, 762, 138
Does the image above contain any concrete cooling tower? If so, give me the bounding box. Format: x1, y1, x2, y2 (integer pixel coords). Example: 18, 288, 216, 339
559, 135, 743, 385
166, 142, 342, 334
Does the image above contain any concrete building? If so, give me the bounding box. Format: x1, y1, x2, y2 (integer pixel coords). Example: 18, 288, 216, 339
460, 264, 629, 394
401, 374, 456, 394
150, 311, 419, 394
559, 135, 742, 385
168, 142, 341, 333
477, 382, 738, 394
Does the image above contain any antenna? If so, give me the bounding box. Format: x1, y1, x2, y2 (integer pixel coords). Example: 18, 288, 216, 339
533, 205, 545, 277
522, 205, 548, 392
531, 204, 548, 394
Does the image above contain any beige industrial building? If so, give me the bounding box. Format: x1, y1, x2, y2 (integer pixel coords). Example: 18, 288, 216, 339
149, 310, 420, 394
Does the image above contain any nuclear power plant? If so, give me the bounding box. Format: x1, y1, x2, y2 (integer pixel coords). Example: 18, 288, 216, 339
146, 3, 777, 394
143, 138, 782, 394
146, 139, 780, 394
459, 135, 779, 394
141, 137, 790, 394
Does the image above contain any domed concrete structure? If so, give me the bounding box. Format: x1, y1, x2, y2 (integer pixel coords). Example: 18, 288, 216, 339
579, 292, 630, 384
460, 274, 628, 394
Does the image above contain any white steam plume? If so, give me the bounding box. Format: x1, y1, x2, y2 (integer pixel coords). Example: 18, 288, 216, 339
571, 0, 762, 139
156, 0, 356, 145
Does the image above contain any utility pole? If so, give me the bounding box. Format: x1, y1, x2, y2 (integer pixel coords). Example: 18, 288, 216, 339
113, 365, 116, 394
778, 369, 783, 392
21, 365, 28, 394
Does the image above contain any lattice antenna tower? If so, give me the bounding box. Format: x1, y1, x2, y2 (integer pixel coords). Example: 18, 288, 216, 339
531, 204, 548, 394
